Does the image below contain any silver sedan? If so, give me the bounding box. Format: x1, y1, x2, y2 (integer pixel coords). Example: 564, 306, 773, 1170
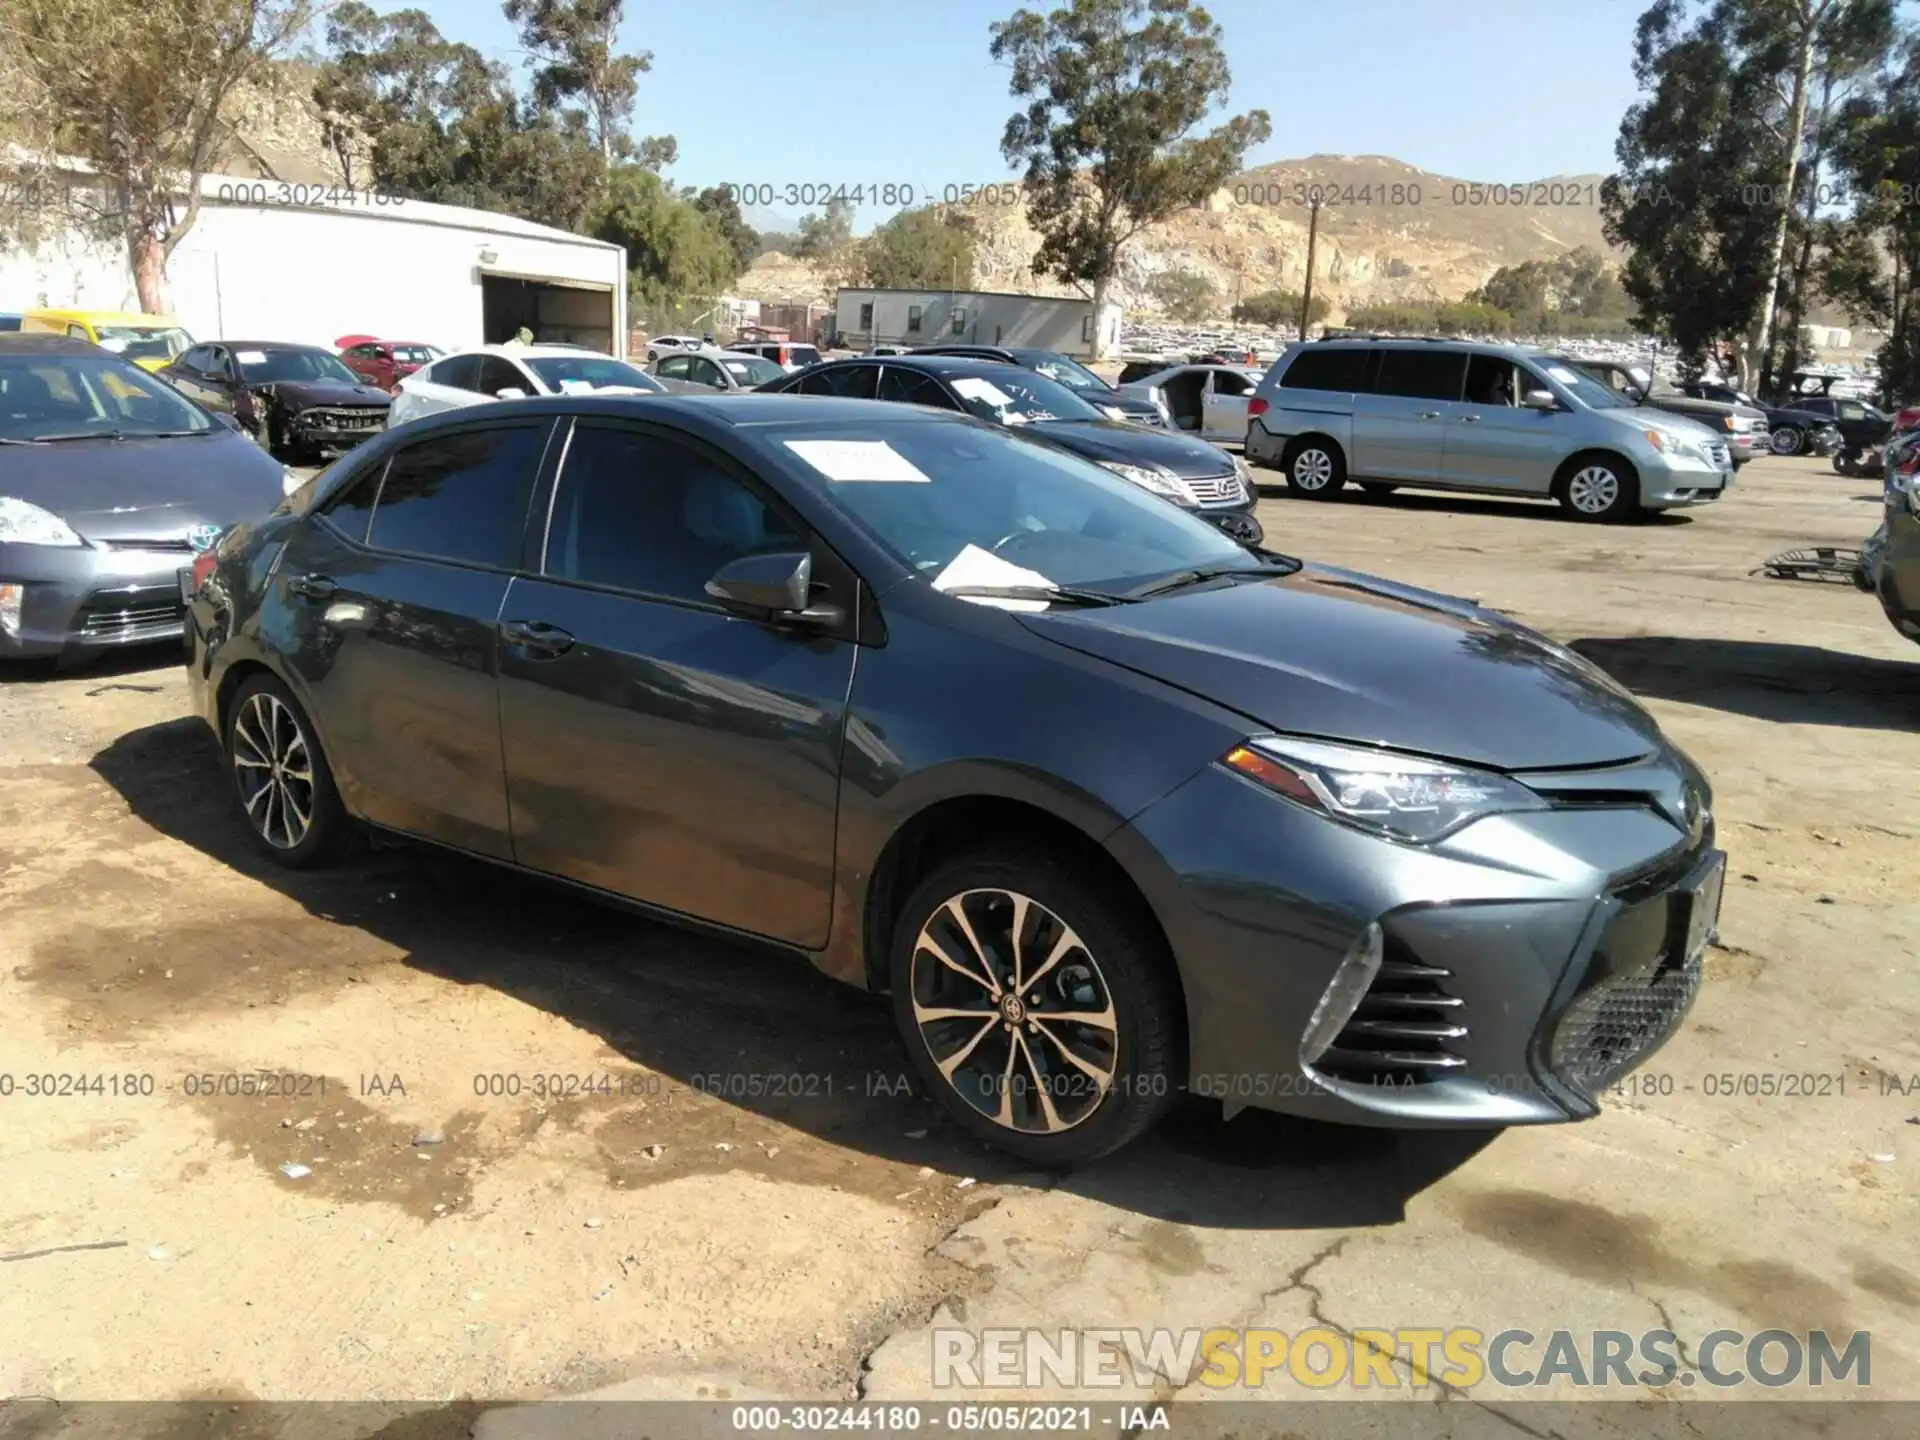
649, 350, 787, 394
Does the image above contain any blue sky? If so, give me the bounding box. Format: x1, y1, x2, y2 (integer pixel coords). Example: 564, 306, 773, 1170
420, 0, 1646, 232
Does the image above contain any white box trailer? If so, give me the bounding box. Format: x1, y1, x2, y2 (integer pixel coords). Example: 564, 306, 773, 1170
1, 170, 629, 357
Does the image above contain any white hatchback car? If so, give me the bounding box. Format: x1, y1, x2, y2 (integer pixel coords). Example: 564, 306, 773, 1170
388, 346, 665, 427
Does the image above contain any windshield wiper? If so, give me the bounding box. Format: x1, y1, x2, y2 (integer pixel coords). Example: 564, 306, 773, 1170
27, 430, 126, 443
939, 584, 1132, 607
1126, 556, 1301, 599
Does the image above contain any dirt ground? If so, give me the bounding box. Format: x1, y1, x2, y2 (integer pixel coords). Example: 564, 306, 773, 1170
0, 455, 1915, 1430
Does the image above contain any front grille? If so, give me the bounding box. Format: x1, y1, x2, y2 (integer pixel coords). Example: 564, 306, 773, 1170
1313, 946, 1469, 1087
1705, 442, 1731, 467
297, 407, 385, 432
1550, 953, 1702, 1094
1187, 473, 1246, 505
79, 598, 185, 640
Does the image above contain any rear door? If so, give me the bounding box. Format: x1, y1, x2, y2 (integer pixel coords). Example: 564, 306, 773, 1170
1352, 347, 1466, 481
495, 419, 859, 945
272, 419, 555, 857
1201, 368, 1256, 441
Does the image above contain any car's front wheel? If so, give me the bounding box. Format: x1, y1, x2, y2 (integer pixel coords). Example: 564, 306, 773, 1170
1280, 437, 1347, 499
225, 673, 350, 867
1771, 425, 1804, 455
1555, 455, 1640, 523
889, 851, 1181, 1166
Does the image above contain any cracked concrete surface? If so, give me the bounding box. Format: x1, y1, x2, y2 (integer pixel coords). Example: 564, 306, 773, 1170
0, 458, 1913, 1430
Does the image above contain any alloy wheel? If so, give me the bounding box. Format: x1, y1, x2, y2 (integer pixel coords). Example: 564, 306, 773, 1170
909, 888, 1118, 1135
1567, 465, 1621, 515
1292, 448, 1334, 490
231, 691, 316, 850
1771, 426, 1802, 455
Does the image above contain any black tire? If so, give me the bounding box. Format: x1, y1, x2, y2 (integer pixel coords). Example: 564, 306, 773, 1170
1770, 425, 1803, 455
224, 672, 351, 867
888, 849, 1181, 1166
1280, 437, 1347, 499
1833, 451, 1856, 476
1554, 453, 1640, 523
1359, 482, 1399, 500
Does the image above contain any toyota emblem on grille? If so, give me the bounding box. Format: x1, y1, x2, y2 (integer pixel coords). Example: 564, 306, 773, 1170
187, 524, 222, 552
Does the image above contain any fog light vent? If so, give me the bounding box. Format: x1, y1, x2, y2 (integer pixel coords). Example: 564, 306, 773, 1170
1299, 922, 1383, 1067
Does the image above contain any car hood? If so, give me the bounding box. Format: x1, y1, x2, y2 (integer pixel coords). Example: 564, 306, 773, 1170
1018, 563, 1662, 770
1595, 405, 1723, 445
249, 378, 392, 408
1029, 420, 1235, 478
5, 430, 288, 540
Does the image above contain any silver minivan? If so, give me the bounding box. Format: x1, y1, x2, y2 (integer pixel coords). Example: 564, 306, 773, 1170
1246, 338, 1735, 522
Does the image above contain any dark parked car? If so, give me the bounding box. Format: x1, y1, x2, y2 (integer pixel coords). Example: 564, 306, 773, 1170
187, 392, 1724, 1163
1678, 380, 1841, 457
160, 342, 392, 461
763, 355, 1262, 544
1779, 394, 1892, 471
911, 345, 1167, 427
0, 333, 288, 663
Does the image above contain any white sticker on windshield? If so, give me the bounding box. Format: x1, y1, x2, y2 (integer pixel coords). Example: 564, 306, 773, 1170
236, 350, 267, 365
1545, 366, 1579, 384
556, 378, 594, 394
932, 544, 1056, 611
951, 376, 1015, 407
784, 439, 931, 483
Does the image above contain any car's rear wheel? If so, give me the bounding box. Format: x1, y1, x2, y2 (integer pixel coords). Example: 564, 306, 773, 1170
1771, 425, 1804, 455
225, 673, 350, 867
889, 851, 1180, 1166
1280, 438, 1347, 499
1555, 455, 1640, 523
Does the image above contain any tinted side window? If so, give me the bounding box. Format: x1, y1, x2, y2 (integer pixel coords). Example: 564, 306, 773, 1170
368, 424, 547, 567
798, 365, 879, 398
657, 356, 691, 379
1464, 354, 1521, 406
878, 368, 959, 408
543, 424, 807, 605
180, 346, 213, 372
432, 355, 481, 391
319, 457, 388, 544
1373, 349, 1466, 402
476, 357, 527, 396
1279, 348, 1371, 392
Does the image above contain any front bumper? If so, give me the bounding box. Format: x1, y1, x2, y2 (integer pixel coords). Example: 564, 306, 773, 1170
289, 409, 388, 454
0, 541, 194, 660
1108, 758, 1718, 1127
1640, 450, 1732, 508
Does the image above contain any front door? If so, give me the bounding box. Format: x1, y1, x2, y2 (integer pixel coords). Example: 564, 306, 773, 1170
272, 419, 554, 858
1350, 348, 1466, 482
1443, 354, 1567, 494
496, 420, 858, 947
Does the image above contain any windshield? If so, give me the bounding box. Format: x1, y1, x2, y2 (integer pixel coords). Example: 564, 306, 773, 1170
1539, 360, 1631, 410
524, 356, 662, 393
946, 368, 1106, 426
93, 325, 192, 363
720, 355, 785, 386
772, 418, 1258, 592
1028, 354, 1114, 393
0, 354, 215, 440
237, 348, 361, 385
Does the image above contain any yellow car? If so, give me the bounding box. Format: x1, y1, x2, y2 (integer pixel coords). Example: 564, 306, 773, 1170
19, 309, 194, 372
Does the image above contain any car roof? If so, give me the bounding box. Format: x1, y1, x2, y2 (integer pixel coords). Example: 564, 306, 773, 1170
27, 308, 180, 325
211, 341, 328, 352
455, 344, 619, 360
815, 354, 1026, 380
0, 333, 108, 357
395, 392, 969, 436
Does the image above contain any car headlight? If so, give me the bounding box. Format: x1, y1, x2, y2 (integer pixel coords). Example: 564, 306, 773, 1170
1232, 452, 1254, 493
1101, 461, 1196, 504
1222, 735, 1548, 844
0, 496, 84, 547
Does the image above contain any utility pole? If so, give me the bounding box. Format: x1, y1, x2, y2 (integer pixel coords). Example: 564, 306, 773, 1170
1299, 195, 1322, 342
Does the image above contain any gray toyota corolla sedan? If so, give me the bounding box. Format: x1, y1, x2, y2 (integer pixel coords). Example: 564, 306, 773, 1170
1, 333, 291, 663
186, 393, 1724, 1164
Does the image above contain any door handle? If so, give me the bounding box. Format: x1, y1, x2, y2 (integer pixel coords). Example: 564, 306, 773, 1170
1460, 414, 1481, 422
286, 573, 338, 601
1419, 410, 1442, 419
501, 619, 575, 656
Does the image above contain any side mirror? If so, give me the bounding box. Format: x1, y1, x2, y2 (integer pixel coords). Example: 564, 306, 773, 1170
494, 386, 526, 400
705, 551, 843, 628
1522, 389, 1558, 411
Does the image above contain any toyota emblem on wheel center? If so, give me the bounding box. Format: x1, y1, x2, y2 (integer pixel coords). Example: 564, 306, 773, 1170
187, 524, 222, 552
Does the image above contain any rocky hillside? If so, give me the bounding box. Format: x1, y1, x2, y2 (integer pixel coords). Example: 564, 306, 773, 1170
738, 153, 1622, 322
